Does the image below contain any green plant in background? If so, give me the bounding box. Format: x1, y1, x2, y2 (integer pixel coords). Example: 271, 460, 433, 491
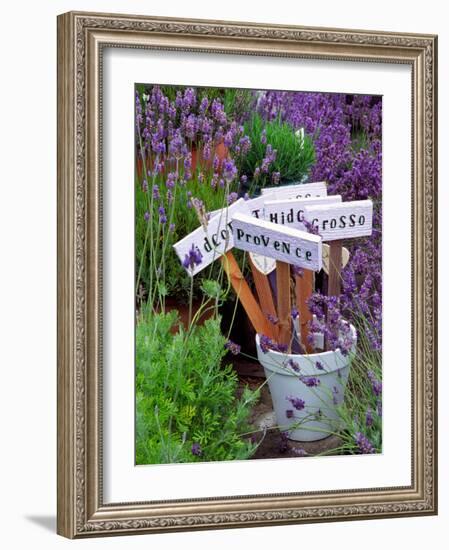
238, 113, 315, 191
136, 310, 259, 464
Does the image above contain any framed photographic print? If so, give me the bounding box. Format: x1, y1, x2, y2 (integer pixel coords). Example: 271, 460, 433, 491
57, 11, 438, 538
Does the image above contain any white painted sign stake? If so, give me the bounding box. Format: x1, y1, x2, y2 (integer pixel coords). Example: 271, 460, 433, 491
303, 199, 373, 289
263, 195, 342, 230
261, 181, 327, 200
173, 199, 276, 337
303, 199, 374, 349
231, 213, 323, 347
231, 213, 323, 272
173, 199, 249, 277
262, 194, 342, 352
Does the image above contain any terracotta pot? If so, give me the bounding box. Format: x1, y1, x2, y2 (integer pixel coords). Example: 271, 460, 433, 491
191, 141, 228, 173
137, 141, 228, 181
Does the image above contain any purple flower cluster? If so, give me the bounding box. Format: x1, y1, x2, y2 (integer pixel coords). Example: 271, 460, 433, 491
135, 86, 254, 254
306, 293, 355, 356
225, 340, 241, 355
299, 376, 321, 388
354, 432, 375, 454
286, 395, 305, 410
259, 334, 288, 354
367, 370, 382, 397
257, 91, 383, 353
182, 244, 203, 271
191, 442, 202, 456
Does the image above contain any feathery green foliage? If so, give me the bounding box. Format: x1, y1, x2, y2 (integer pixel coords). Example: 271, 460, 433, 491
136, 311, 259, 464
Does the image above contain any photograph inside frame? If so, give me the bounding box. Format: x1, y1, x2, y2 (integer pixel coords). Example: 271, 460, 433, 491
134, 84, 383, 465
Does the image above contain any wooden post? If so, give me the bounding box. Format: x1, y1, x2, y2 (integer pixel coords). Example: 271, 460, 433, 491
327, 240, 343, 297
220, 251, 274, 339
326, 240, 342, 351
295, 269, 314, 353
248, 256, 279, 341
276, 261, 291, 347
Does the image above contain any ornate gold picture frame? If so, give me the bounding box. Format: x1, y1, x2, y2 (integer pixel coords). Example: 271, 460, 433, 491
57, 11, 437, 538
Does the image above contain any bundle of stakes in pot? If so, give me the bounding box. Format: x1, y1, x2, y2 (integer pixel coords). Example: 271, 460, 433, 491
173, 182, 373, 442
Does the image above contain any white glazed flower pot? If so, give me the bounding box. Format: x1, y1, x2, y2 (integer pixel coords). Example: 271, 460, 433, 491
255, 325, 357, 442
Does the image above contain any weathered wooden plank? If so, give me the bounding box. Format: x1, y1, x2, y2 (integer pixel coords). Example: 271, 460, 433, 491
249, 255, 279, 340
276, 261, 291, 347
264, 195, 342, 229
220, 251, 274, 338
322, 243, 350, 275
295, 269, 314, 353
261, 181, 327, 200
244, 194, 272, 220
303, 199, 373, 241
173, 198, 249, 276
327, 240, 343, 297
231, 213, 323, 272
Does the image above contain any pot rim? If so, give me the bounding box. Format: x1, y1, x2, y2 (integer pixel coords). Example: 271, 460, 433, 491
255, 322, 357, 377
256, 321, 356, 357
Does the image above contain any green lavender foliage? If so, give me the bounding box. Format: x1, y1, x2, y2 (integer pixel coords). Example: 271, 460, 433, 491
239, 113, 315, 188
338, 315, 382, 453
312, 313, 383, 457
136, 311, 259, 464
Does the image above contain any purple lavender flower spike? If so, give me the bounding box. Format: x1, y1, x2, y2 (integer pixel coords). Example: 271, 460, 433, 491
225, 340, 241, 355
227, 192, 239, 205
182, 244, 203, 271
355, 432, 375, 454
299, 376, 321, 387
287, 359, 300, 372
223, 158, 238, 183
365, 407, 373, 427
191, 442, 202, 456
367, 370, 382, 396
286, 395, 305, 411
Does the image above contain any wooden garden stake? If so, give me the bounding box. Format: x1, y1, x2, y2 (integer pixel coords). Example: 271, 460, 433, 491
275, 261, 291, 347
230, 213, 323, 349
220, 251, 274, 339
261, 193, 342, 352
303, 199, 374, 350
327, 240, 343, 297
295, 269, 314, 353
248, 255, 279, 340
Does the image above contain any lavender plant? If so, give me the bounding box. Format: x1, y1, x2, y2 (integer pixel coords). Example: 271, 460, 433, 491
135, 85, 257, 306
238, 113, 315, 192
257, 91, 383, 351
135, 84, 384, 461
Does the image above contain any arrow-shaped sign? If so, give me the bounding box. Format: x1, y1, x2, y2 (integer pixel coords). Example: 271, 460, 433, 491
261, 181, 327, 200
173, 198, 250, 277
231, 213, 323, 272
